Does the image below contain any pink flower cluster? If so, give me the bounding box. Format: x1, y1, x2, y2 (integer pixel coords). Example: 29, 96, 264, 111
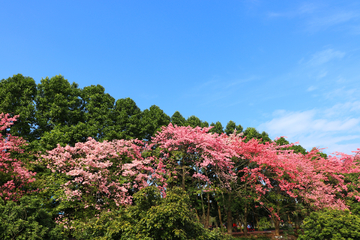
42, 122, 360, 225
0, 113, 36, 201
43, 137, 150, 210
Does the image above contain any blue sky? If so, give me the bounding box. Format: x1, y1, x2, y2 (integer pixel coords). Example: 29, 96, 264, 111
1, 0, 360, 155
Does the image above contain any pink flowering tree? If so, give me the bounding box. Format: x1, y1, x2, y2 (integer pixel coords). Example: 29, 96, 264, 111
122, 124, 238, 226
227, 132, 360, 235
325, 149, 360, 213
0, 113, 36, 201
123, 124, 360, 234
40, 121, 360, 236
148, 124, 236, 190
41, 137, 152, 228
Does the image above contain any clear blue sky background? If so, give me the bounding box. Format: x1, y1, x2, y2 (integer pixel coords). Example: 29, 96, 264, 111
1, 0, 360, 155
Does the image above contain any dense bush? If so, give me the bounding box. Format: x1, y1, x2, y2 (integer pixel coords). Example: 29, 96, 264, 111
298, 209, 360, 240
0, 196, 65, 240
71, 186, 233, 240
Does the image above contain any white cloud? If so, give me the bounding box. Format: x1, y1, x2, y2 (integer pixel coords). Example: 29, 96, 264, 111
298, 3, 318, 14
324, 101, 360, 117
323, 87, 358, 100
267, 3, 360, 34
262, 110, 316, 135
225, 77, 257, 88
307, 11, 359, 31
305, 49, 345, 66
317, 71, 328, 79
258, 104, 360, 154
307, 86, 317, 91
268, 3, 318, 18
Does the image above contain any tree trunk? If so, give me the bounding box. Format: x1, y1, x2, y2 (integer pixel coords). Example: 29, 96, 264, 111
227, 194, 232, 234
274, 216, 280, 236
227, 208, 232, 234
218, 204, 223, 231
206, 192, 210, 228
295, 213, 300, 232
255, 215, 258, 231
194, 208, 200, 221
243, 205, 248, 236
182, 165, 186, 190
200, 191, 206, 225
274, 188, 281, 236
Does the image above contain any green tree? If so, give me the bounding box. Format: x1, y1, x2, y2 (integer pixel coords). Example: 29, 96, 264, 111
298, 209, 360, 240
33, 78, 119, 149
209, 121, 223, 134
0, 74, 37, 141
275, 137, 307, 155
201, 121, 209, 128
81, 85, 115, 141
0, 196, 65, 240
34, 123, 89, 150
105, 98, 143, 140
171, 111, 187, 126
186, 115, 203, 128
34, 75, 83, 142
243, 127, 271, 143
224, 120, 243, 135
141, 105, 170, 140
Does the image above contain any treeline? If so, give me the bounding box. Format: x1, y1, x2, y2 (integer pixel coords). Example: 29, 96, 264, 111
0, 74, 308, 153
3, 74, 359, 240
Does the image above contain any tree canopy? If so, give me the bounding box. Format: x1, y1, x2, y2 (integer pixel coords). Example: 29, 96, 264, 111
2, 73, 359, 239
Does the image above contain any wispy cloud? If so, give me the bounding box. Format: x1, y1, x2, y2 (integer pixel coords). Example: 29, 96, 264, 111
294, 47, 360, 102
268, 2, 318, 18
183, 77, 259, 107
267, 3, 360, 34
316, 71, 328, 79
259, 104, 360, 154
298, 3, 318, 14
307, 86, 317, 92
304, 49, 345, 66
323, 87, 358, 101
307, 11, 359, 31
224, 77, 257, 88
324, 101, 360, 117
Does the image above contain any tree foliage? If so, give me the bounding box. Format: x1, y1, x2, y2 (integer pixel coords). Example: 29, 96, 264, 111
106, 98, 142, 140
2, 74, 360, 239
141, 105, 170, 141
72, 187, 212, 240
298, 209, 360, 240
224, 120, 243, 135
0, 196, 65, 240
0, 74, 37, 141
0, 113, 36, 201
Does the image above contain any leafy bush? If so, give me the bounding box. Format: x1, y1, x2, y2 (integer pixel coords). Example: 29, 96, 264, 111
0, 196, 65, 240
236, 237, 271, 240
205, 228, 236, 240
258, 217, 272, 231
73, 186, 220, 239
298, 209, 360, 240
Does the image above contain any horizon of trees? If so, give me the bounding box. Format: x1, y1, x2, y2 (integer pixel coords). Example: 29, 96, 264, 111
3, 74, 357, 240
0, 73, 308, 153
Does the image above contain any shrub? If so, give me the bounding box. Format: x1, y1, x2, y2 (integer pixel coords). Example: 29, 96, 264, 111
298, 209, 360, 240
73, 186, 212, 239
0, 196, 65, 240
